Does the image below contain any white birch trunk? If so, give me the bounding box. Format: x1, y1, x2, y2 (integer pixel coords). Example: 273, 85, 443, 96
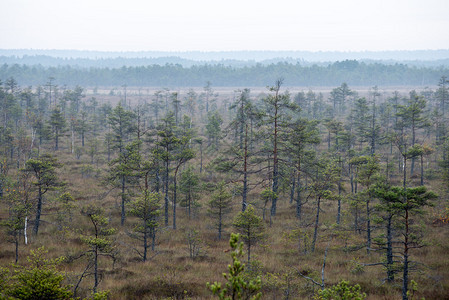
24, 216, 28, 245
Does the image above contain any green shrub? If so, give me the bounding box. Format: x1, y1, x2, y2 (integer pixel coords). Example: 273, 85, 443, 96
315, 280, 366, 300
6, 247, 73, 300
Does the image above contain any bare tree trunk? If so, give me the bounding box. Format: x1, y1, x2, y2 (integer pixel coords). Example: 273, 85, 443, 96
143, 221, 148, 262
151, 228, 156, 251
402, 152, 409, 300
242, 124, 248, 211
200, 143, 203, 173
271, 84, 280, 216
386, 214, 394, 282
290, 169, 296, 204
366, 196, 371, 254
420, 155, 424, 186
337, 159, 342, 224
164, 161, 169, 226
411, 121, 416, 175
350, 164, 354, 193
71, 127, 75, 154
187, 194, 191, 219
402, 211, 409, 300
296, 161, 302, 219
247, 237, 251, 263
94, 246, 98, 293
173, 167, 180, 230
312, 196, 321, 252
121, 175, 126, 226
33, 187, 43, 235
271, 118, 279, 216
15, 236, 18, 263
218, 208, 222, 240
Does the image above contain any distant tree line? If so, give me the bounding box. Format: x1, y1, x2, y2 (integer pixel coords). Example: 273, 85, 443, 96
3, 54, 449, 69
1, 60, 448, 87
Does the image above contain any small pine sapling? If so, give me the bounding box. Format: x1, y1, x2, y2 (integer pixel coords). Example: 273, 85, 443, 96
207, 233, 262, 300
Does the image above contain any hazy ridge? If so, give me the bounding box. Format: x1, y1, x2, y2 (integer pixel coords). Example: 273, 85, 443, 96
1, 49, 449, 68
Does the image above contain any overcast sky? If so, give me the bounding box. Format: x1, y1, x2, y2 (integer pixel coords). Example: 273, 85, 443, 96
1, 0, 448, 52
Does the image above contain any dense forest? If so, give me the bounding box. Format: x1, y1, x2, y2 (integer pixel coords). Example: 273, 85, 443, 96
0, 73, 449, 300
1, 59, 448, 87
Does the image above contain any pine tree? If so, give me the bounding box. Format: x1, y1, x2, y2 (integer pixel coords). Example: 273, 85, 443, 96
155, 112, 179, 227
284, 118, 320, 219
397, 186, 437, 300
357, 155, 380, 254
351, 97, 370, 150
262, 79, 299, 216
6, 247, 73, 300
75, 110, 90, 147
1, 187, 31, 263
208, 181, 233, 240
80, 205, 117, 294
233, 205, 264, 263
107, 140, 141, 226
108, 103, 136, 155
23, 154, 62, 235
179, 166, 201, 219
330, 82, 354, 115
128, 191, 161, 261
219, 89, 263, 211
171, 122, 195, 229
49, 106, 66, 151
207, 233, 262, 300
205, 111, 223, 150
214, 123, 260, 212
307, 158, 339, 252
436, 76, 449, 119
396, 93, 430, 175
373, 181, 401, 283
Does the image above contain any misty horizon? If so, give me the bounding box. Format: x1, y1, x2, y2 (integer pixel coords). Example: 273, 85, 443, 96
2, 49, 449, 63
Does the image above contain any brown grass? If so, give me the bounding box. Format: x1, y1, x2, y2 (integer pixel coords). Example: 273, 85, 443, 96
2, 158, 449, 299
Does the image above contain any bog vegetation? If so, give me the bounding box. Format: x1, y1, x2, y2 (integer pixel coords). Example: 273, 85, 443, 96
0, 75, 449, 299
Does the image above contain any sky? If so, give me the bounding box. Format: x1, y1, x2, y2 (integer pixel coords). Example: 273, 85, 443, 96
1, 0, 449, 52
